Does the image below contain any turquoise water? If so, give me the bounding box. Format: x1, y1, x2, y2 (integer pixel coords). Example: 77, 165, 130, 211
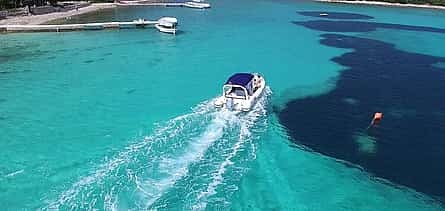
1, 0, 445, 209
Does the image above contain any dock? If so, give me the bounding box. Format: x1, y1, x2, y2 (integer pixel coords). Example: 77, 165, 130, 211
116, 1, 211, 8
0, 19, 158, 33
116, 0, 185, 7
117, 2, 185, 7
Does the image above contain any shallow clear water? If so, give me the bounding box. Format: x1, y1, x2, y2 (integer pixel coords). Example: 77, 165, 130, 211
0, 0, 444, 209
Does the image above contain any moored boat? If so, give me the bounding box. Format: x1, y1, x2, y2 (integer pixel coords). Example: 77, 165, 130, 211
184, 0, 211, 9
214, 73, 266, 112
155, 17, 178, 34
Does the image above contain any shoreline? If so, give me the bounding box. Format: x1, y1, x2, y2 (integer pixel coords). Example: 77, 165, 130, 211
3, 0, 442, 26
0, 3, 116, 25
315, 0, 445, 10
0, 2, 185, 26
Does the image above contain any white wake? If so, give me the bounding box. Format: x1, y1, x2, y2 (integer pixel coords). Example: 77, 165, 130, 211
45, 100, 217, 210
45, 87, 271, 210
193, 87, 271, 210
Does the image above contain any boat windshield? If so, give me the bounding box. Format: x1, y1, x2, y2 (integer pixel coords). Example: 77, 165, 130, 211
158, 18, 178, 28
160, 23, 176, 29
224, 86, 247, 99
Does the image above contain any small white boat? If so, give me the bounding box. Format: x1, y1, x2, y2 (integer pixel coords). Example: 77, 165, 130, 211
184, 0, 211, 9
155, 17, 178, 34
214, 73, 266, 112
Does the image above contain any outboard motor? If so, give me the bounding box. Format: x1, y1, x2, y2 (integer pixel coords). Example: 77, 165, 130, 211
226, 98, 234, 111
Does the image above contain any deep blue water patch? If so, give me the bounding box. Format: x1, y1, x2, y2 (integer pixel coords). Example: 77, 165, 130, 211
293, 20, 445, 33
278, 33, 445, 201
298, 11, 373, 19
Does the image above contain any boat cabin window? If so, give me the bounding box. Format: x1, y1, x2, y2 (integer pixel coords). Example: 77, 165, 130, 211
224, 86, 247, 99
160, 23, 177, 29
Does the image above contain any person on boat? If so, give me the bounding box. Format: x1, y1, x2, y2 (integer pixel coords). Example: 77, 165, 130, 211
253, 75, 262, 92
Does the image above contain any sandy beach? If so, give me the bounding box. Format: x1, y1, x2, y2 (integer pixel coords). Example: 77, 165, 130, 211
316, 0, 445, 10
0, 3, 116, 25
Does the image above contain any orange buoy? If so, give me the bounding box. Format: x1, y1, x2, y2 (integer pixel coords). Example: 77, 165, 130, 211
373, 112, 383, 121
365, 112, 384, 130
372, 112, 383, 125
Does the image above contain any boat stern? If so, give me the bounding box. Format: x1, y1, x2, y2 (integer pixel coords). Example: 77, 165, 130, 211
214, 96, 225, 108
214, 96, 252, 112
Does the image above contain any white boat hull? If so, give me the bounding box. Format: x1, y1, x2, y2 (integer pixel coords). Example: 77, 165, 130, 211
214, 76, 266, 112
184, 2, 211, 9
155, 24, 177, 34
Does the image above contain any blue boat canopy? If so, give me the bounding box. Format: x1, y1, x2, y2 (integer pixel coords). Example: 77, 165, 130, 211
225, 73, 254, 87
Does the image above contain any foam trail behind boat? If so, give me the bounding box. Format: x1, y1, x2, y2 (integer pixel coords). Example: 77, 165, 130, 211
137, 110, 239, 208
45, 100, 218, 210
146, 87, 271, 210
193, 87, 271, 210
45, 88, 271, 210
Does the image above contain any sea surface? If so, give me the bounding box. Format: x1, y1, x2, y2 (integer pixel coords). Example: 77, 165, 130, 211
1, 0, 445, 210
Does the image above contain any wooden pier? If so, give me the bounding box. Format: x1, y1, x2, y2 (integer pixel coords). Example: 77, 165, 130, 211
0, 19, 158, 33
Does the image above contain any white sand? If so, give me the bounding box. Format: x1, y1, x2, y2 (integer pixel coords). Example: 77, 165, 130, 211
0, 3, 116, 25
316, 0, 445, 10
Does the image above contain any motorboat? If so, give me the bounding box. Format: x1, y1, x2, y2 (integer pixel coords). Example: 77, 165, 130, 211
214, 73, 266, 112
184, 0, 211, 9
155, 17, 178, 34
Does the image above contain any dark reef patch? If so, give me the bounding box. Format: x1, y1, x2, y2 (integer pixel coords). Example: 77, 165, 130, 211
434, 62, 445, 69
298, 11, 373, 19
293, 20, 445, 33
83, 60, 94, 64
278, 34, 445, 201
